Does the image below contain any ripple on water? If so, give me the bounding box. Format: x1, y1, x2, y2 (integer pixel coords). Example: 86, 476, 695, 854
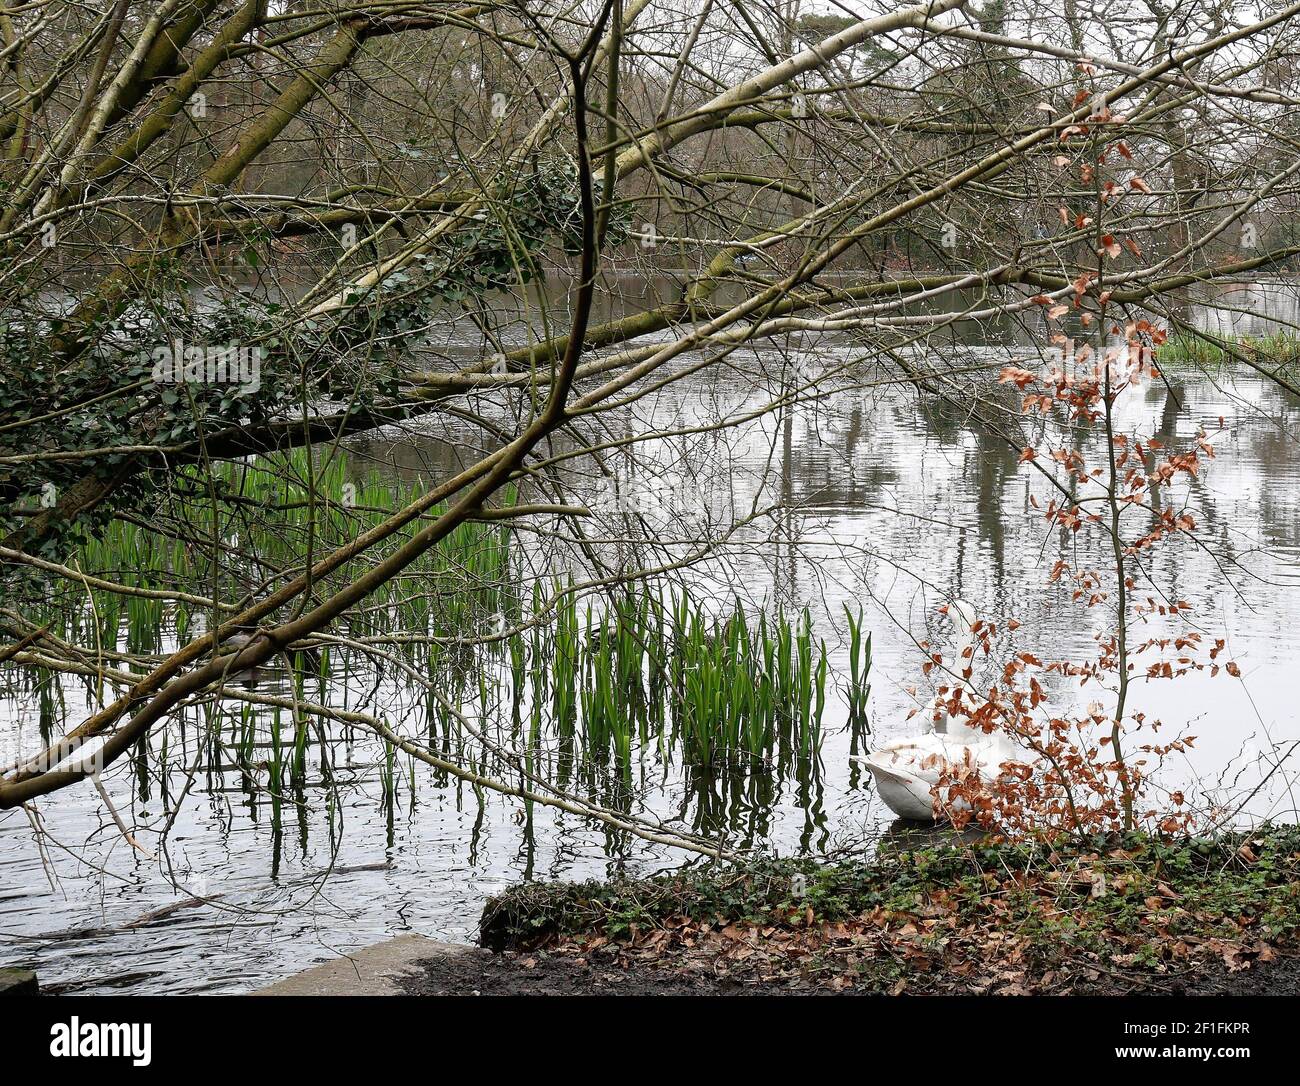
3, 357, 1300, 993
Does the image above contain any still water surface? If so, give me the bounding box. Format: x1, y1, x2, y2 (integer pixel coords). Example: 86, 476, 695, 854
2, 285, 1299, 993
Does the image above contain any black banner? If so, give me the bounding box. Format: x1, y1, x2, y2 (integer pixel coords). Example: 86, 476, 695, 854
1, 993, 1289, 1072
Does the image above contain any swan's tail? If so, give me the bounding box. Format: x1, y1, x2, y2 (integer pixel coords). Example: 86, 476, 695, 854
853, 752, 941, 821
851, 752, 913, 784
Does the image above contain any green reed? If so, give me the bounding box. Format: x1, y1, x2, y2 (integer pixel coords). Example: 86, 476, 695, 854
28, 446, 516, 662
843, 604, 872, 728
1159, 330, 1300, 370
13, 444, 874, 809
503, 582, 868, 774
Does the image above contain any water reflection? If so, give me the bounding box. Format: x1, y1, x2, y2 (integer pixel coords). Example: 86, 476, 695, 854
3, 289, 1300, 993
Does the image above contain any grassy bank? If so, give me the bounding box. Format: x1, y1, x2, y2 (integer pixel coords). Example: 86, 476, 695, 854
1159, 330, 1300, 370
476, 827, 1300, 994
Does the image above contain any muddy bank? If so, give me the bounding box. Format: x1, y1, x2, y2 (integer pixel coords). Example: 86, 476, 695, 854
402, 827, 1300, 996
399, 941, 1300, 996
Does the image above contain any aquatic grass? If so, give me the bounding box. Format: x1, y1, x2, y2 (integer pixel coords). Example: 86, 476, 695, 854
10, 444, 873, 828
843, 605, 872, 728
512, 583, 863, 773
25, 446, 518, 670
1159, 329, 1300, 370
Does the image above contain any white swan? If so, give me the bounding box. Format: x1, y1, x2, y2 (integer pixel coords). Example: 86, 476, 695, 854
855, 601, 1019, 822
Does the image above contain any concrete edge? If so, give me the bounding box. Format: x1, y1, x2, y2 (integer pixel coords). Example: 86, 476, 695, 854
254, 934, 476, 996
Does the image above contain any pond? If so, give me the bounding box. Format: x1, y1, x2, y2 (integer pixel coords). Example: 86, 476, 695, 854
2, 282, 1298, 993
